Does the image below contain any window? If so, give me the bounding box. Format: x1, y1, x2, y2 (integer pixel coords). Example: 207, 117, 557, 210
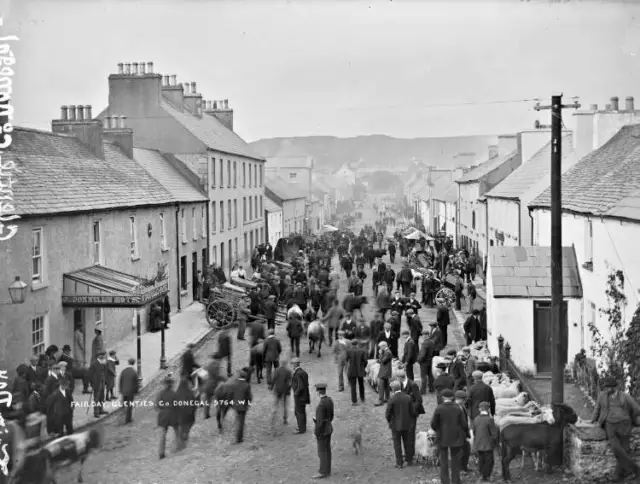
260, 165, 263, 187
233, 161, 237, 187
234, 238, 238, 262
129, 216, 139, 258
249, 197, 253, 220
201, 206, 206, 238
180, 255, 187, 290
243, 162, 246, 188
212, 202, 216, 233
32, 228, 43, 282
31, 315, 47, 356
260, 196, 263, 214
234, 199, 238, 228
212, 245, 217, 264
227, 199, 232, 229
211, 158, 216, 188
472, 211, 476, 230
227, 160, 231, 188
95, 307, 103, 325
244, 232, 248, 260
585, 219, 593, 265
260, 227, 264, 244
159, 213, 167, 250
289, 172, 297, 180
243, 197, 247, 223
220, 201, 224, 231
254, 196, 258, 220
254, 165, 257, 187
249, 164, 252, 188
219, 159, 224, 188
181, 209, 187, 244
192, 207, 197, 240
92, 221, 101, 264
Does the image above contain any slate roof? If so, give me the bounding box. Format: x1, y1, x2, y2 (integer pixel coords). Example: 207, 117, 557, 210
485, 134, 574, 200
489, 246, 582, 298
160, 101, 264, 161
431, 172, 455, 200
443, 183, 458, 203
8, 127, 172, 217
133, 148, 207, 202
266, 155, 312, 168
264, 196, 282, 212
265, 176, 307, 201
529, 124, 640, 219
456, 151, 520, 183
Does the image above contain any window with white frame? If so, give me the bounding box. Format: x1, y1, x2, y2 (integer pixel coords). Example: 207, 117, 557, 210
95, 307, 103, 325
192, 207, 197, 240
260, 196, 263, 214
254, 166, 257, 187
92, 221, 102, 264
584, 219, 593, 264
254, 196, 258, 219
220, 201, 224, 231
201, 206, 206, 238
228, 199, 232, 229
130, 216, 139, 258
289, 172, 297, 180
243, 197, 247, 223
219, 159, 224, 188
233, 161, 237, 187
159, 213, 167, 250
211, 158, 216, 188
212, 202, 216, 233
31, 315, 47, 356
249, 164, 252, 188
32, 228, 43, 282
181, 209, 187, 243
249, 197, 253, 220
227, 160, 232, 188
234, 199, 238, 228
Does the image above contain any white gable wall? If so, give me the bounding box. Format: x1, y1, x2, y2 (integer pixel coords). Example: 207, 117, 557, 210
487, 198, 521, 247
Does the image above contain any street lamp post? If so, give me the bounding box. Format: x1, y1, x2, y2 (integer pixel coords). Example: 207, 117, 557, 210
0, 276, 28, 305
160, 319, 167, 370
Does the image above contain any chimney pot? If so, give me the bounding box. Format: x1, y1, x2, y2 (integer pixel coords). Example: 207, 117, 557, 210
117, 63, 124, 74
589, 104, 598, 111
626, 96, 634, 111
110, 116, 118, 129
605, 104, 612, 110
124, 63, 131, 75
68, 105, 77, 121
139, 62, 146, 75
103, 116, 111, 129
170, 74, 177, 86
77, 106, 85, 121
191, 82, 196, 93
224, 99, 229, 109
119, 115, 126, 129
611, 97, 619, 110
163, 75, 169, 86
208, 100, 212, 110
84, 105, 92, 120
132, 62, 139, 75
147, 62, 153, 74
213, 101, 217, 109
60, 106, 68, 121
534, 120, 540, 129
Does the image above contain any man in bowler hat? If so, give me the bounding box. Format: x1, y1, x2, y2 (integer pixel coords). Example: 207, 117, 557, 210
313, 382, 334, 479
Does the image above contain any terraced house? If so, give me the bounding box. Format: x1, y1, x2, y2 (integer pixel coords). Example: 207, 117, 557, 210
0, 113, 207, 378
97, 62, 266, 273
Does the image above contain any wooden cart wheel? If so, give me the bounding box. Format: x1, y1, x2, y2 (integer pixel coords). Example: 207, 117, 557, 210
206, 300, 236, 329
435, 287, 456, 308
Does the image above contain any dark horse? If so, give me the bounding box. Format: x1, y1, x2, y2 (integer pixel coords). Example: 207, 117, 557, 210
500, 403, 578, 482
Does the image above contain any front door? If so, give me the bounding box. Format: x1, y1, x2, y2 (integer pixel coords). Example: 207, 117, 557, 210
192, 252, 198, 300
533, 300, 568, 373
73, 309, 86, 365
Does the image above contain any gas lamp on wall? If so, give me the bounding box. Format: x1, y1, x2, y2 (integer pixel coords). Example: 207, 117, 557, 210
0, 276, 28, 305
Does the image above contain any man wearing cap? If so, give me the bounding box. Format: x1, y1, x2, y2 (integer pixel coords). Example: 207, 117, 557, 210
434, 362, 455, 405
406, 308, 423, 344
58, 344, 74, 373
346, 338, 367, 405
286, 310, 304, 359
291, 358, 310, 433
271, 359, 292, 425
400, 331, 418, 382
417, 330, 436, 394
119, 358, 139, 424
454, 390, 472, 473
264, 295, 278, 331
431, 388, 469, 484
263, 329, 282, 389
428, 320, 444, 355
229, 368, 253, 444
463, 309, 482, 346
462, 347, 477, 387
376, 285, 391, 320
156, 374, 178, 459
397, 369, 425, 465
374, 341, 393, 406
106, 350, 120, 400
450, 352, 467, 391
332, 330, 349, 392
385, 380, 415, 468
340, 312, 357, 335
89, 351, 108, 418
467, 370, 495, 421
180, 343, 200, 381
24, 356, 40, 387
472, 401, 497, 481
406, 291, 421, 315
390, 291, 405, 318
236, 295, 251, 340
46, 377, 74, 437
43, 362, 60, 403
90, 323, 106, 364
369, 312, 384, 359
313, 382, 334, 479
323, 299, 344, 346
591, 377, 640, 481
388, 310, 401, 336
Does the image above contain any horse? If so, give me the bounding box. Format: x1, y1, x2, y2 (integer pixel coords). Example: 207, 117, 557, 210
500, 403, 578, 482
249, 341, 264, 383
306, 320, 326, 357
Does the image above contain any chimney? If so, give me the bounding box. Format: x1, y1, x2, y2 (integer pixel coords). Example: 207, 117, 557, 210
183, 80, 203, 115
605, 104, 612, 110
170, 75, 177, 86
132, 62, 139, 75
147, 62, 153, 74
589, 104, 598, 111
487, 144, 498, 159
102, 113, 134, 159
204, 98, 234, 131
191, 82, 196, 94
161, 75, 184, 111
497, 134, 518, 156
117, 63, 124, 74
611, 96, 619, 111
108, 61, 163, 119
84, 105, 92, 120
139, 62, 146, 75
163, 75, 169, 86
52, 104, 104, 159
626, 97, 634, 111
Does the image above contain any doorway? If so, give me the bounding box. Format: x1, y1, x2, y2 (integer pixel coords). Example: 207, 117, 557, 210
73, 309, 86, 366
192, 252, 198, 300
533, 300, 568, 373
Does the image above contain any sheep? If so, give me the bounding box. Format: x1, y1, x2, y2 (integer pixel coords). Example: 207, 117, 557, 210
495, 392, 529, 408
491, 381, 521, 399
415, 429, 439, 468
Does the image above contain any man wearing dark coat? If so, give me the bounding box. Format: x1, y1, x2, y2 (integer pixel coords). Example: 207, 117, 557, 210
156, 375, 178, 459
467, 370, 496, 420
450, 352, 467, 391
216, 328, 233, 378
89, 352, 108, 418
385, 380, 415, 468
291, 358, 310, 434
264, 295, 278, 331
24, 356, 40, 387
405, 309, 423, 347
400, 331, 418, 381
12, 366, 30, 403
434, 362, 455, 405
313, 382, 334, 479
229, 368, 253, 444
463, 309, 482, 345
345, 340, 367, 405
398, 370, 425, 465
390, 291, 405, 318
175, 376, 197, 449
58, 345, 74, 373
436, 304, 450, 349
263, 329, 282, 389
271, 360, 292, 425
427, 320, 444, 355
417, 332, 436, 394
377, 322, 399, 359
286, 312, 304, 358
430, 389, 470, 484
46, 378, 73, 436
375, 341, 393, 406
119, 358, 139, 424
250, 317, 266, 348
180, 343, 200, 380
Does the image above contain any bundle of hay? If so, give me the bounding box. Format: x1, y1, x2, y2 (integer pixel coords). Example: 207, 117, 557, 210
432, 355, 453, 378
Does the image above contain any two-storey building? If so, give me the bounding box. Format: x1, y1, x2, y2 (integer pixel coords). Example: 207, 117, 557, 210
264, 196, 284, 247
96, 62, 265, 274
265, 176, 307, 236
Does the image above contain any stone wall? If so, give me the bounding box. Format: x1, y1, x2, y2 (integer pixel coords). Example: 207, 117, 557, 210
565, 424, 640, 481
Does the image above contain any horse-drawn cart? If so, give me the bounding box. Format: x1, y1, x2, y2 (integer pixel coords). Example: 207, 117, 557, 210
204, 282, 245, 329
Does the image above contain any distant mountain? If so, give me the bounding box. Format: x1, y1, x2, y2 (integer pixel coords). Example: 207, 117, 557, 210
250, 134, 498, 171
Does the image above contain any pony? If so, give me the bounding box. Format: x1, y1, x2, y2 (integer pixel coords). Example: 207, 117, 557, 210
306, 320, 326, 357
500, 403, 578, 482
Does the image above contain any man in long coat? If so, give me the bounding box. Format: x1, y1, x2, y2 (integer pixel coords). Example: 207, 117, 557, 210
119, 358, 139, 424
229, 367, 253, 444
463, 309, 482, 345
397, 369, 424, 465
313, 382, 334, 479
156, 375, 178, 459
291, 358, 310, 433
89, 351, 108, 418
263, 329, 282, 389
46, 378, 74, 436
386, 380, 415, 468
417, 331, 436, 394
345, 339, 367, 405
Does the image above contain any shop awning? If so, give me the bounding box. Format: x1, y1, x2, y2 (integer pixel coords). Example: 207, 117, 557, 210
62, 265, 169, 308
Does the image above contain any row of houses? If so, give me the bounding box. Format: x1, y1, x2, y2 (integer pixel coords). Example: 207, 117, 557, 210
407, 96, 640, 375
0, 61, 337, 376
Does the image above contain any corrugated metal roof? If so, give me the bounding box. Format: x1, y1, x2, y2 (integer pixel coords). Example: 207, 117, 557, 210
265, 175, 307, 200
489, 246, 582, 298
456, 151, 519, 183
133, 148, 207, 203
161, 101, 264, 161
485, 134, 574, 200
9, 127, 173, 216
529, 124, 640, 219
264, 196, 282, 212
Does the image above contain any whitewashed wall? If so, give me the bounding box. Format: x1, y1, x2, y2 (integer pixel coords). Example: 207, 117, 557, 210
267, 210, 283, 247
487, 198, 520, 246
458, 182, 481, 248
445, 201, 457, 241
533, 209, 640, 352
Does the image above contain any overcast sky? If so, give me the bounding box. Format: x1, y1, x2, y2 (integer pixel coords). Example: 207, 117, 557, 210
5, 0, 640, 141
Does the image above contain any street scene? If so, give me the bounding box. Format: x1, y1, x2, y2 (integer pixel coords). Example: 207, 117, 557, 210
2, 1, 640, 483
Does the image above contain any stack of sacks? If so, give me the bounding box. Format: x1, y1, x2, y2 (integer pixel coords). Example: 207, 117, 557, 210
494, 399, 556, 429
432, 355, 453, 378
365, 359, 405, 390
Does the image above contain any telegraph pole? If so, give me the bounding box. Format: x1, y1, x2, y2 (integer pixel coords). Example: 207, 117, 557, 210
534, 94, 580, 405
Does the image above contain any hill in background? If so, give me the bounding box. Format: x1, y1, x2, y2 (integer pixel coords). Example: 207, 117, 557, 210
250, 134, 498, 171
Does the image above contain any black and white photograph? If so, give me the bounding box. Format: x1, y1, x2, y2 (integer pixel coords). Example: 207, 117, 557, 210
1, 0, 640, 483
